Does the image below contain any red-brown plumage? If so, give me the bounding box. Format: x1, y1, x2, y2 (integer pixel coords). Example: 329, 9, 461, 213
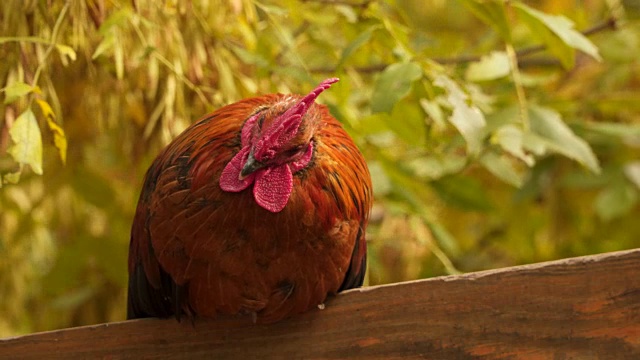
127, 79, 372, 323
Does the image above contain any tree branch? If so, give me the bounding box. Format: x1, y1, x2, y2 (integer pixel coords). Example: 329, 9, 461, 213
308, 16, 619, 74
300, 0, 373, 9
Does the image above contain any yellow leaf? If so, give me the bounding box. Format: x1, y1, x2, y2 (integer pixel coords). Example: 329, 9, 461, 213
3, 171, 21, 184
115, 39, 124, 80
36, 99, 67, 165
8, 109, 43, 175
56, 44, 77, 62
36, 98, 55, 120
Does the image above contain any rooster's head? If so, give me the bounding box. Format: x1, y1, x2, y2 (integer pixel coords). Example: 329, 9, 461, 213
219, 78, 339, 212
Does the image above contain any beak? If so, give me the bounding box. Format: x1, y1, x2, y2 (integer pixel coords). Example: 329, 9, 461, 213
240, 152, 265, 178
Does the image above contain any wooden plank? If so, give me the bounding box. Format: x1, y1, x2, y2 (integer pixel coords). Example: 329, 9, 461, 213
2, 248, 639, 359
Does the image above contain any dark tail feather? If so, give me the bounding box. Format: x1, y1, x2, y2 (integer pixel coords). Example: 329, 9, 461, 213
338, 225, 367, 291
127, 263, 187, 320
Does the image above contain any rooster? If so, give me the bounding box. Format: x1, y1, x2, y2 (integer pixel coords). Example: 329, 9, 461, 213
127, 78, 372, 323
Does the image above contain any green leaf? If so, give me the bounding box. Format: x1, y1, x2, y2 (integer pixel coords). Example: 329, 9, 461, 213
371, 62, 422, 113
419, 98, 446, 130
3, 82, 36, 104
214, 51, 238, 99
97, 8, 132, 36
431, 175, 494, 211
50, 287, 96, 309
561, 170, 611, 189
92, 33, 115, 59
337, 26, 379, 70
480, 151, 524, 187
254, 2, 289, 16
407, 155, 467, 180
595, 182, 638, 221
230, 45, 269, 68
514, 5, 572, 68
459, 0, 511, 41
357, 113, 391, 135
580, 122, 640, 139
8, 109, 43, 175
378, 154, 432, 207
466, 51, 511, 81
528, 105, 600, 173
624, 162, 640, 189
521, 132, 547, 156
491, 124, 535, 166
0, 36, 52, 45
434, 74, 487, 156
386, 100, 426, 147
410, 216, 461, 275
514, 3, 601, 68
424, 220, 461, 257
369, 161, 391, 196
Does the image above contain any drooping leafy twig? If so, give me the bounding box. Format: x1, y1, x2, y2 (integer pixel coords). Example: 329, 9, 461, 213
31, 2, 70, 88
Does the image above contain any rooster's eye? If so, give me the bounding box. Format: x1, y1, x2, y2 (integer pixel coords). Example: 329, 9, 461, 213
285, 145, 305, 157
257, 113, 266, 129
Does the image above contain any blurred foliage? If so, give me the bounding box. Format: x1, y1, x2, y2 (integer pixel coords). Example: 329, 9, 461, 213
1, 0, 639, 336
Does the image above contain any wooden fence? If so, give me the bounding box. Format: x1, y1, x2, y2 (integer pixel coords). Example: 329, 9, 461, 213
2, 248, 639, 359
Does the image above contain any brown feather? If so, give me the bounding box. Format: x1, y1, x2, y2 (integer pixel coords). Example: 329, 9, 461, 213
128, 93, 372, 323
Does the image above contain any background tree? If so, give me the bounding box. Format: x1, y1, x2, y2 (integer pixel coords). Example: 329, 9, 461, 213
1, 0, 638, 336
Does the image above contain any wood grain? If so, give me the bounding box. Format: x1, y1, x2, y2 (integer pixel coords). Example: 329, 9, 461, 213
2, 249, 639, 359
